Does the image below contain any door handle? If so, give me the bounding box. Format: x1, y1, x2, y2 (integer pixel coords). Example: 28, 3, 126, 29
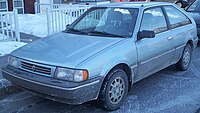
167, 37, 173, 40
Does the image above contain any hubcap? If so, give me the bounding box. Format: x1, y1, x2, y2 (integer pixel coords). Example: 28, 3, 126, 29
183, 47, 191, 67
108, 77, 125, 105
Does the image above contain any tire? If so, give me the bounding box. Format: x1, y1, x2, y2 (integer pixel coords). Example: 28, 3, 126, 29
175, 44, 192, 71
98, 69, 128, 111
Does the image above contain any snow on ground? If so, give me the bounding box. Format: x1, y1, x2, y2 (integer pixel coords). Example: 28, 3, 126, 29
0, 41, 27, 56
0, 34, 9, 40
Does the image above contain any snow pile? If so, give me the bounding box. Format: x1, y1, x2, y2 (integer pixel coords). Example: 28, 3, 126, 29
0, 41, 27, 56
18, 14, 48, 37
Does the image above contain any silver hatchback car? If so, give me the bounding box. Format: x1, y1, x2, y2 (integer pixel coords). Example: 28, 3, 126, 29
1, 2, 198, 111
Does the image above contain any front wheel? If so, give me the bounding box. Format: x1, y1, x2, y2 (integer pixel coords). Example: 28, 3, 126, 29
175, 44, 192, 71
98, 69, 128, 111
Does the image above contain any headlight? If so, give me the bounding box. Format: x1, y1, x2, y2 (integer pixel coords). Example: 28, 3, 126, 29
55, 68, 88, 82
8, 56, 19, 68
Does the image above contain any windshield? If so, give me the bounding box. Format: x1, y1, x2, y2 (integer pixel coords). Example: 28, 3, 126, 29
66, 7, 139, 38
187, 0, 200, 12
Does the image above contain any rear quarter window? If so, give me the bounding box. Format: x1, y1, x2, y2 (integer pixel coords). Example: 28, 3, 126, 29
164, 6, 191, 29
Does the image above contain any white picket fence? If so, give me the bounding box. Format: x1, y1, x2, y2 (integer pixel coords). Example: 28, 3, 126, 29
35, 3, 92, 35
0, 10, 20, 42
35, 3, 92, 13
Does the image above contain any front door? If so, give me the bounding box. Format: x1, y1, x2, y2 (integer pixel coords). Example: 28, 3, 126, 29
135, 7, 175, 80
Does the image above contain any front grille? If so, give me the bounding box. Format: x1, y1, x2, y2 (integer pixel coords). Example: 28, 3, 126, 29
21, 61, 52, 75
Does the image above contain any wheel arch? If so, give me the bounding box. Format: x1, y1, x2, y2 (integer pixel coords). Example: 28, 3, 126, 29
187, 40, 194, 50
101, 63, 134, 92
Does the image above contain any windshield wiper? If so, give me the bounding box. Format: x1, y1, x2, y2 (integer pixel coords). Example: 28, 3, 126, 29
66, 28, 87, 34
88, 30, 126, 38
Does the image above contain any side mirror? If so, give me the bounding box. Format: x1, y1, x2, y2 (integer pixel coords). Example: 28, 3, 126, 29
66, 24, 70, 29
138, 30, 155, 40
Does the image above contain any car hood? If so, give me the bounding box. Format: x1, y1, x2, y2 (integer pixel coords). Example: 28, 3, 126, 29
187, 12, 200, 25
11, 32, 124, 68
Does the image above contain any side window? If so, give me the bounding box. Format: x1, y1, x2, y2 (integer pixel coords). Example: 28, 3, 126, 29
140, 7, 168, 34
164, 6, 191, 29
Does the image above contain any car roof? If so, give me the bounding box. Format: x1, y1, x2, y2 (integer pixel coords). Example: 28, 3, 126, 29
94, 2, 174, 8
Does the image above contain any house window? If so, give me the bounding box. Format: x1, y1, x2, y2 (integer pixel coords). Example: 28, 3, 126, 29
53, 0, 64, 4
13, 0, 24, 14
0, 0, 8, 12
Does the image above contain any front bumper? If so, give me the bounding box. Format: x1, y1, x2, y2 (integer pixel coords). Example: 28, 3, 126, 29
1, 66, 103, 104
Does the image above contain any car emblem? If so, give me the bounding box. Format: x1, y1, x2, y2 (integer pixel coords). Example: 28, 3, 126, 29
32, 65, 36, 71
